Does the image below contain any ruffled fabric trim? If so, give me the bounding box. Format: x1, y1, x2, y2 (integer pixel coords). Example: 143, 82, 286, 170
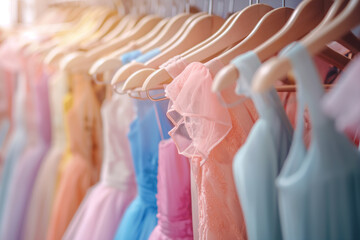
165, 62, 232, 165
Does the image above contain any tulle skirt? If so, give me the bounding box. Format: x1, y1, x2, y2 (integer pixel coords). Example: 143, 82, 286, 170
64, 182, 136, 240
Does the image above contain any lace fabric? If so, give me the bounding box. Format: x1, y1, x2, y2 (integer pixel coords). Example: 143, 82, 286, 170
164, 58, 257, 239
165, 62, 232, 165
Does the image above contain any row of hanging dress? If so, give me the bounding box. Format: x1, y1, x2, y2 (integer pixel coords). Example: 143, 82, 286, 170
0, 3, 360, 240
0, 39, 358, 240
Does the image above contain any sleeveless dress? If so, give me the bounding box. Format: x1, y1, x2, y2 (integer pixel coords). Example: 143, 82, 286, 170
114, 99, 172, 240
322, 54, 360, 136
22, 70, 68, 240
0, 55, 52, 240
0, 73, 29, 229
231, 51, 293, 240
46, 74, 103, 240
277, 42, 360, 240
165, 57, 257, 239
63, 93, 137, 240
149, 138, 193, 240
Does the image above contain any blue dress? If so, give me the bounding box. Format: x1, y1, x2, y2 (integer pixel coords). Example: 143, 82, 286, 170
277, 42, 360, 240
231, 51, 293, 240
0, 77, 28, 227
114, 98, 172, 240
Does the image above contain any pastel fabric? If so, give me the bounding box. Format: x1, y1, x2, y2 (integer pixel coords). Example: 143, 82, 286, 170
0, 56, 52, 240
149, 139, 193, 240
114, 99, 172, 240
23, 70, 68, 240
0, 73, 28, 229
46, 74, 103, 240
0, 40, 29, 228
322, 54, 360, 135
0, 69, 15, 176
277, 42, 360, 240
165, 58, 257, 239
135, 48, 161, 63
231, 51, 293, 240
121, 50, 142, 65
63, 93, 137, 240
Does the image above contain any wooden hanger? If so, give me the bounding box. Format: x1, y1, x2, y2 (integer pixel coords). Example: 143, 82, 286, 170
89, 13, 191, 78
79, 15, 123, 50
60, 15, 163, 72
44, 8, 118, 66
213, 0, 338, 92
90, 16, 169, 66
120, 14, 225, 92
142, 4, 274, 91
109, 12, 206, 87
252, 0, 360, 93
101, 15, 142, 43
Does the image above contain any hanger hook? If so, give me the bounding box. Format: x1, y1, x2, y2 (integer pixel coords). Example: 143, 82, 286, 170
229, 0, 235, 14
92, 73, 108, 85
208, 0, 213, 15
185, 0, 190, 13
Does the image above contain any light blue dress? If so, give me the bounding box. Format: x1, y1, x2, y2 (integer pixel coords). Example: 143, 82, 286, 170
231, 51, 293, 240
120, 50, 142, 65
135, 48, 161, 63
277, 42, 360, 240
120, 48, 161, 65
113, 98, 172, 240
0, 76, 28, 226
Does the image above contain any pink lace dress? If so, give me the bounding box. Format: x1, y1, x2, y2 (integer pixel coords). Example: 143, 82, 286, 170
164, 57, 258, 239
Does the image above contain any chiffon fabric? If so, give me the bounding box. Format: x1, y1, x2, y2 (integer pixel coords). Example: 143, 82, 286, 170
0, 41, 29, 228
277, 42, 360, 240
165, 57, 257, 239
46, 74, 103, 240
0, 73, 28, 228
0, 56, 51, 240
231, 51, 293, 240
23, 70, 68, 240
63, 93, 137, 240
149, 139, 193, 240
322, 54, 360, 136
114, 99, 172, 240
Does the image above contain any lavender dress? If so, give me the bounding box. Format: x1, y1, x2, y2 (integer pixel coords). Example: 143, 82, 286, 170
0, 61, 51, 240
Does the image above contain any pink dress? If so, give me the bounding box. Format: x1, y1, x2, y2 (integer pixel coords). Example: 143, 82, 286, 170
63, 93, 137, 240
164, 57, 258, 239
149, 139, 193, 240
322, 54, 360, 136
